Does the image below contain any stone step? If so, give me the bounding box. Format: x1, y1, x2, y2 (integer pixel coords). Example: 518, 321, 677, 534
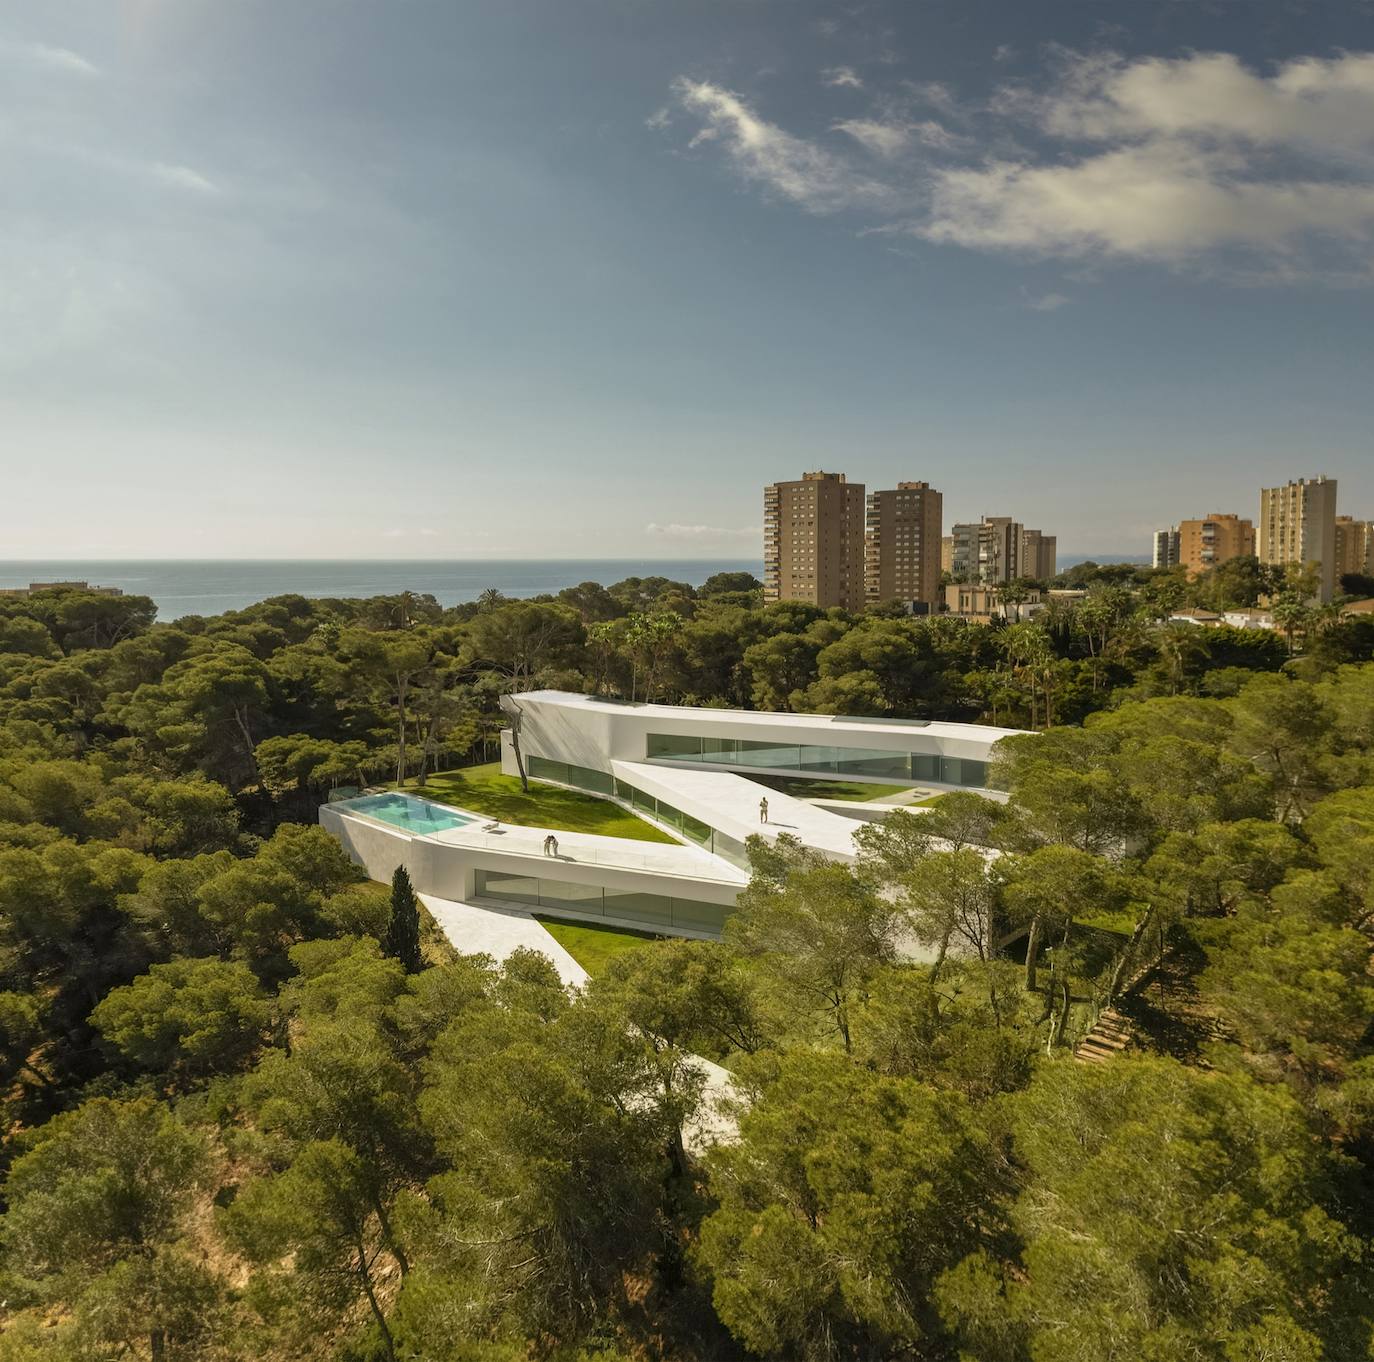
1085, 1031, 1130, 1050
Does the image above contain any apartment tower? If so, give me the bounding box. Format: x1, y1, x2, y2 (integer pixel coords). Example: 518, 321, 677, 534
763, 470, 866, 609
1020, 529, 1057, 581
1176, 514, 1255, 576
1334, 516, 1374, 584
1153, 527, 1181, 570
865, 481, 943, 611
949, 517, 1056, 585
1258, 476, 1339, 601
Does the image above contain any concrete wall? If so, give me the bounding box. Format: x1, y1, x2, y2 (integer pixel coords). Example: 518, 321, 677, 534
320, 804, 740, 938
504, 691, 1021, 780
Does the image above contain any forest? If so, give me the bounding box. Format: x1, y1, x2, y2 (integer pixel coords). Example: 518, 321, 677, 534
0, 562, 1371, 1361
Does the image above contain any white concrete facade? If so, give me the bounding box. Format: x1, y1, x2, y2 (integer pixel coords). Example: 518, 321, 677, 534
502, 690, 1021, 790
321, 692, 1023, 940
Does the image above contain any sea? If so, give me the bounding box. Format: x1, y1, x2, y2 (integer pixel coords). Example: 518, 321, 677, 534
0, 560, 762, 622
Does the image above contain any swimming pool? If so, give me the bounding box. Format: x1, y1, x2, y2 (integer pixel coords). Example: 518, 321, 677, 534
341, 792, 474, 836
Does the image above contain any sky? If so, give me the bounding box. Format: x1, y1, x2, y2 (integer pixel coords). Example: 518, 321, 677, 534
3, 0, 1373, 561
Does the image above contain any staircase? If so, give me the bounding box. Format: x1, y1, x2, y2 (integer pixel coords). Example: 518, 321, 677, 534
1073, 1007, 1132, 1064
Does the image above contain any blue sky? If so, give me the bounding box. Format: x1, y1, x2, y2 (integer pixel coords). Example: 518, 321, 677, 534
3, 0, 1373, 560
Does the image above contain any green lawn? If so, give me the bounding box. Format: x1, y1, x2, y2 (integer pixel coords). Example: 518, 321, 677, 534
751, 774, 914, 802
403, 762, 677, 844
535, 916, 663, 975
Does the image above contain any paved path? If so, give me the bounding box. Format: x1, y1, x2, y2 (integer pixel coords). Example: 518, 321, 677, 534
419, 891, 738, 1149
420, 892, 587, 986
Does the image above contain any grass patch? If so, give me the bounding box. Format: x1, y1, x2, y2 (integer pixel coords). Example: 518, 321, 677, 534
908, 793, 947, 808
750, 774, 914, 802
535, 916, 663, 976
402, 762, 677, 844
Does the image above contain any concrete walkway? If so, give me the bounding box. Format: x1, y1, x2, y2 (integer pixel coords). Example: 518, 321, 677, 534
420, 892, 587, 987
418, 890, 738, 1148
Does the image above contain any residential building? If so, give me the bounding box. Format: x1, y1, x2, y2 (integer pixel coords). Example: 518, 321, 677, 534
321, 691, 1024, 940
1153, 527, 1181, 570
940, 535, 954, 574
1176, 514, 1255, 576
950, 517, 1019, 584
1222, 609, 1277, 631
1334, 516, 1374, 583
763, 470, 865, 609
944, 583, 1044, 622
865, 480, 943, 610
1259, 475, 1339, 601
948, 522, 982, 582
948, 517, 1055, 585
1020, 528, 1057, 580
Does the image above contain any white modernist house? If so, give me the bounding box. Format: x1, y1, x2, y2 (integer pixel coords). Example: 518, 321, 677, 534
321, 691, 1024, 940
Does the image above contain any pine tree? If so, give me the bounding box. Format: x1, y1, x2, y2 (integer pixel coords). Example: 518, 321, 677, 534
383, 865, 423, 974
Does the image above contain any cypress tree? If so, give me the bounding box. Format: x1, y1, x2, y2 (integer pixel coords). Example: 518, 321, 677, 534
383, 865, 423, 974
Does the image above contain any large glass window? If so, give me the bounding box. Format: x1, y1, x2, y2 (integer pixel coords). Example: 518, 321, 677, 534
474, 872, 733, 936
647, 733, 703, 759
643, 732, 987, 787
671, 897, 732, 934
604, 889, 674, 930
528, 756, 568, 783
478, 871, 541, 905
537, 878, 605, 917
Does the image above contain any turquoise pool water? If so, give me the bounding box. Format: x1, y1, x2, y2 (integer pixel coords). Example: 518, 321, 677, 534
343, 792, 473, 835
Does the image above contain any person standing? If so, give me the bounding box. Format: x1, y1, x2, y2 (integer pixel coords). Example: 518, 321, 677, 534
759, 796, 769, 824
548, 834, 559, 858
542, 834, 554, 856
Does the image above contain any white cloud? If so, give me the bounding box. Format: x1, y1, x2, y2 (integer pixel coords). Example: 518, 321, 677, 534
833, 118, 910, 157
1022, 289, 1071, 311
645, 105, 671, 131
822, 66, 864, 89
382, 527, 440, 538
646, 522, 760, 540
672, 78, 895, 213
667, 51, 1374, 280
2, 39, 98, 76
149, 163, 221, 195
1027, 50, 1374, 155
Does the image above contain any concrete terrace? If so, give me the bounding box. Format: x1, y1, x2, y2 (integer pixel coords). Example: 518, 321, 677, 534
424, 814, 748, 884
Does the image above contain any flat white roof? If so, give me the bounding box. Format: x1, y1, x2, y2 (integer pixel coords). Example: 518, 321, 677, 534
516, 689, 1026, 744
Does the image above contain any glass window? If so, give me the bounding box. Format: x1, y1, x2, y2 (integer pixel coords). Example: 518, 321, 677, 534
671, 897, 732, 934
647, 733, 703, 759
538, 879, 605, 917
614, 777, 636, 803
943, 757, 986, 787
736, 739, 801, 769
604, 889, 674, 929
703, 736, 738, 762
569, 763, 613, 796
911, 752, 941, 781
476, 871, 540, 905
528, 756, 569, 784
631, 786, 657, 816
835, 746, 910, 779
798, 744, 841, 774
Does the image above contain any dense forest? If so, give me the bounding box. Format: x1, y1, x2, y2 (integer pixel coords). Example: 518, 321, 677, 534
0, 563, 1371, 1360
